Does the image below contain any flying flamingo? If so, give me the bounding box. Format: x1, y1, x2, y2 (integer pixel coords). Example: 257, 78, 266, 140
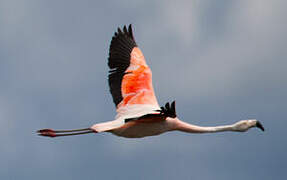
38, 24, 264, 138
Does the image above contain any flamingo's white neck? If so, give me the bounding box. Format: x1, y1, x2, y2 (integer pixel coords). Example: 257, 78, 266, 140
173, 118, 263, 133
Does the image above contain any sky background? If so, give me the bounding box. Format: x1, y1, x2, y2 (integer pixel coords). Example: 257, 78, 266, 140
1, 0, 286, 179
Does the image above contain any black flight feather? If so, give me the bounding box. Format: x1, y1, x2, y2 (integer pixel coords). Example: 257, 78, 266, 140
108, 24, 137, 106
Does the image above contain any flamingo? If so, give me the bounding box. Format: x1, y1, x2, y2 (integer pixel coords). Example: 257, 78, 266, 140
38, 24, 264, 138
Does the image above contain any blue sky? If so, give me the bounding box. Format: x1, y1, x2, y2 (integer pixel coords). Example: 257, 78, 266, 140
1, 0, 286, 179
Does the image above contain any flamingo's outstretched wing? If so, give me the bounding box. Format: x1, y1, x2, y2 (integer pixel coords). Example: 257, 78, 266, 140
108, 25, 160, 118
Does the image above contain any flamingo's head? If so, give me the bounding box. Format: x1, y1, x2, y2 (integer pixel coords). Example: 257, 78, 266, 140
233, 119, 264, 132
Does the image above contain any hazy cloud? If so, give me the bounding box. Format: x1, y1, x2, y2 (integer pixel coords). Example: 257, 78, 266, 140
0, 1, 286, 179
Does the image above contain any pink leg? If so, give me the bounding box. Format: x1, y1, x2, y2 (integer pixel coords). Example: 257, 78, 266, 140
37, 128, 95, 137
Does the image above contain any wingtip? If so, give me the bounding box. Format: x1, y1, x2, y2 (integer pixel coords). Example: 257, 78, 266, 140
128, 24, 132, 30
165, 102, 170, 110
128, 24, 135, 40
123, 25, 128, 34
171, 101, 176, 107
114, 24, 135, 40
117, 27, 122, 34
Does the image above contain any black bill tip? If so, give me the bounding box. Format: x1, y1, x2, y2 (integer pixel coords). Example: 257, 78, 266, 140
256, 121, 265, 131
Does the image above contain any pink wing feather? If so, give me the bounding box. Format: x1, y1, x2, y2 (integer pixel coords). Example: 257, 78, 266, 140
108, 25, 159, 118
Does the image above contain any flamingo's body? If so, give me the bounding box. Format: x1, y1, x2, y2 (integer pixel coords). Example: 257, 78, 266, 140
38, 25, 264, 138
